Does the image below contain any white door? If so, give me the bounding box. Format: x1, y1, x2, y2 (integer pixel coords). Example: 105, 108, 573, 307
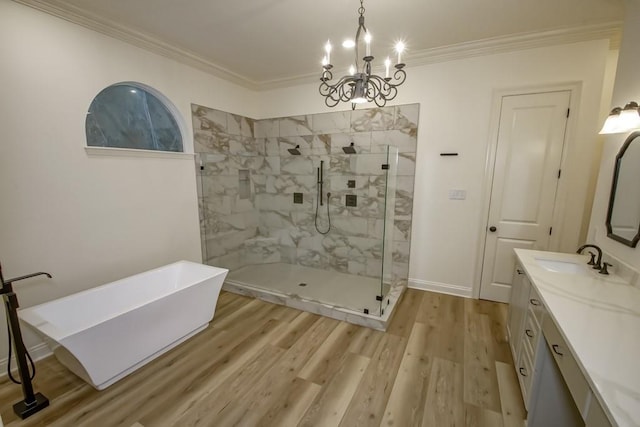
480, 91, 570, 302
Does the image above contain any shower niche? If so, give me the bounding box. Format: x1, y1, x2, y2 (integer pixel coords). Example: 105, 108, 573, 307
192, 103, 418, 325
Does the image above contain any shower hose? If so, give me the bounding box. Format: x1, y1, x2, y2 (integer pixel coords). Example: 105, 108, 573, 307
315, 191, 331, 234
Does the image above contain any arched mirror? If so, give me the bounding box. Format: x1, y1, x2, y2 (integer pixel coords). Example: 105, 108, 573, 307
606, 131, 640, 247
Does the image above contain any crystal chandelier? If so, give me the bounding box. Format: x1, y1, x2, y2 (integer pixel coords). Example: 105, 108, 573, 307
319, 0, 407, 109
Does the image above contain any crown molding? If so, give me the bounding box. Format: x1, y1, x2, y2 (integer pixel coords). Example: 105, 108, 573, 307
407, 21, 622, 68
260, 21, 622, 90
14, 0, 621, 92
13, 0, 262, 90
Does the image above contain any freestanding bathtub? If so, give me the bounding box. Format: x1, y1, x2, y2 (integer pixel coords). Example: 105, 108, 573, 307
18, 261, 228, 390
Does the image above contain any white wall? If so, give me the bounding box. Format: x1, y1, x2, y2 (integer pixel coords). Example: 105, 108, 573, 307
0, 0, 617, 373
588, 0, 640, 269
256, 40, 612, 296
0, 1, 256, 365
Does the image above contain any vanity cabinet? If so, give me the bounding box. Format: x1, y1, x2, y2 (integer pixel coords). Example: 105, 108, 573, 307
509, 253, 616, 427
507, 262, 545, 410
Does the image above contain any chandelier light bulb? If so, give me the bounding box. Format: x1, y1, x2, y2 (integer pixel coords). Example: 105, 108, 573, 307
349, 65, 356, 75
325, 40, 332, 64
364, 32, 372, 57
395, 41, 405, 64
384, 57, 391, 78
342, 39, 356, 48
322, 56, 328, 66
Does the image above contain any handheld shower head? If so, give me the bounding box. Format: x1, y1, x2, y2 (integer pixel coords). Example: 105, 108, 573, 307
288, 145, 301, 155
342, 142, 356, 154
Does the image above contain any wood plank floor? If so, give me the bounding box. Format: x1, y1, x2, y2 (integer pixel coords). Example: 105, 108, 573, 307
0, 289, 525, 427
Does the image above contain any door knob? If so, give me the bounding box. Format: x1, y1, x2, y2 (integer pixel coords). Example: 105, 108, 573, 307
489, 226, 497, 232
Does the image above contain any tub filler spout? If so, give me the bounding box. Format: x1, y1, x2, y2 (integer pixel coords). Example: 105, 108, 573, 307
0, 262, 52, 419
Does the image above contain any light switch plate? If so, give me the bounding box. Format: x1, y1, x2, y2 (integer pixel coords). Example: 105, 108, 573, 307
448, 189, 467, 200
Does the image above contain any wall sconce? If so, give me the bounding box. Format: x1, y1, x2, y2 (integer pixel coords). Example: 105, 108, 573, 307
599, 101, 640, 134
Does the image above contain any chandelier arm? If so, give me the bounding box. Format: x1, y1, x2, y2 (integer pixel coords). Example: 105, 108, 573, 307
371, 76, 394, 101
384, 86, 399, 102
324, 95, 340, 108
368, 78, 388, 107
340, 83, 354, 102
320, 68, 333, 82
390, 68, 407, 86
366, 77, 382, 100
320, 75, 356, 98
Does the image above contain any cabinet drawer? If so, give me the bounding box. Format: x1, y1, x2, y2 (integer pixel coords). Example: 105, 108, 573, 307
524, 309, 540, 350
542, 316, 590, 417
517, 344, 534, 409
528, 286, 545, 325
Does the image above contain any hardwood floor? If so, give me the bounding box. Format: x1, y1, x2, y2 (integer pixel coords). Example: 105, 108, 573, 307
0, 289, 525, 426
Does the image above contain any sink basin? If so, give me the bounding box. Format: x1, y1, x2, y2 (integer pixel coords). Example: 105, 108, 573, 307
534, 258, 590, 275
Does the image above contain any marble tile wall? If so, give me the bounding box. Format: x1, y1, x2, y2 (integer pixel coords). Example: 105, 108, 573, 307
192, 103, 419, 290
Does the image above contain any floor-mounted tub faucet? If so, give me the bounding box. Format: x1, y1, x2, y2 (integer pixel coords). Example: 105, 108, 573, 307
576, 244, 603, 270
0, 262, 52, 419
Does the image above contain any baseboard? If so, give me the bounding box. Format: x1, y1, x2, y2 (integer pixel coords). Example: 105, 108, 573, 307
408, 278, 473, 298
0, 343, 52, 378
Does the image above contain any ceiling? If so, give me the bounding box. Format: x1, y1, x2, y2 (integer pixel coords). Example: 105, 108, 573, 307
18, 0, 624, 89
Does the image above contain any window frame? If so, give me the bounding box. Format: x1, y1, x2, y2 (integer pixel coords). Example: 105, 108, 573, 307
85, 81, 189, 157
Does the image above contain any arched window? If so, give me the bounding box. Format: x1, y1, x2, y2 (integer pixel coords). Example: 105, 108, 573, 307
86, 83, 183, 152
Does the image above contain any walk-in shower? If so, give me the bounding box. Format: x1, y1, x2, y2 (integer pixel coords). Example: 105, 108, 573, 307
192, 103, 419, 325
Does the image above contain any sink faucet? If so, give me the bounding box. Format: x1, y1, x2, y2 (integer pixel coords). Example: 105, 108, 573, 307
576, 244, 603, 270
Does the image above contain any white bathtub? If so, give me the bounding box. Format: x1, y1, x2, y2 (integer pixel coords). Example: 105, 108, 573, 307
18, 261, 228, 390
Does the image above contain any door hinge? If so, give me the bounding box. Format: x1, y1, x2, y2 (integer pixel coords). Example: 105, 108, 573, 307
558, 169, 562, 179
567, 108, 570, 118
549, 227, 553, 235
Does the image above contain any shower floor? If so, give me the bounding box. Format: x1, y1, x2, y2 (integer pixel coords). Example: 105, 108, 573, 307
226, 262, 388, 317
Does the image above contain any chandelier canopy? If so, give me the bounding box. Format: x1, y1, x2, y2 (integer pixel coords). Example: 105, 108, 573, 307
319, 0, 407, 110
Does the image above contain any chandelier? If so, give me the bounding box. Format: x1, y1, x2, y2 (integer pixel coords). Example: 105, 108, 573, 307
319, 0, 407, 109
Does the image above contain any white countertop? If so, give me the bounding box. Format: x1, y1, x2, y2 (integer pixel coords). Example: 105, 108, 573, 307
515, 249, 640, 427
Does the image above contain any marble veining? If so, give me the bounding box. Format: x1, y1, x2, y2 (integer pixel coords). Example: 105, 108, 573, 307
192, 103, 419, 306
394, 104, 420, 134
254, 119, 278, 139
227, 113, 254, 138
279, 115, 313, 137
371, 130, 417, 153
351, 107, 395, 132
312, 111, 351, 134
192, 104, 226, 133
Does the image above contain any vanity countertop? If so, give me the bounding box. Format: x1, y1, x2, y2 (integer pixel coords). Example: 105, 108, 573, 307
515, 249, 640, 427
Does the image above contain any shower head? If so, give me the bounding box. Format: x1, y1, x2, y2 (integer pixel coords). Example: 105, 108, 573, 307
342, 142, 356, 154
288, 145, 301, 155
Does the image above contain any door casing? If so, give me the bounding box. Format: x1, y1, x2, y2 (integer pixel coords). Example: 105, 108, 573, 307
473, 83, 581, 300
